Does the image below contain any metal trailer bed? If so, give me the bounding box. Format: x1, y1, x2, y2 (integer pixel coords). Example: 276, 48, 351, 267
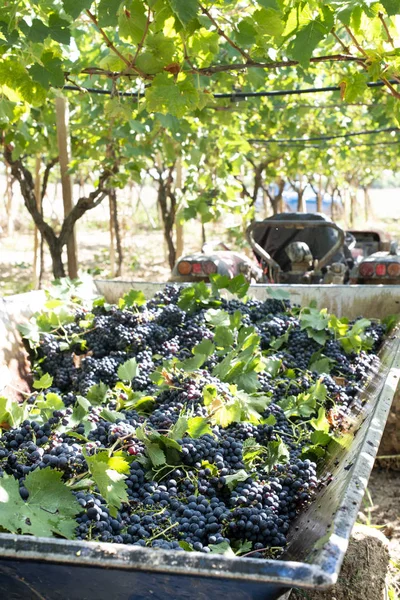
0, 282, 399, 600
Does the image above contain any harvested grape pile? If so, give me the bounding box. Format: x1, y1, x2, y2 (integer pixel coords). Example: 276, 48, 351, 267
0, 278, 387, 559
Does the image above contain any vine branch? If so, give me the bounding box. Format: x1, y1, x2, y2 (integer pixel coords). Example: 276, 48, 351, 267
129, 4, 152, 68
85, 9, 149, 79
198, 3, 253, 63
378, 12, 394, 48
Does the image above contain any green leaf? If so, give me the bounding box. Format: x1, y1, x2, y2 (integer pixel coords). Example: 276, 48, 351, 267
167, 0, 199, 26
380, 0, 398, 16
20, 18, 50, 43
203, 384, 218, 406
177, 354, 207, 372
214, 326, 235, 348
119, 288, 146, 308
169, 416, 189, 440
210, 273, 249, 298
32, 373, 54, 390
118, 0, 148, 43
339, 73, 369, 103
83, 449, 128, 516
34, 392, 65, 422
179, 540, 194, 551
146, 443, 166, 467
209, 541, 235, 556
98, 0, 122, 27
224, 469, 250, 491
187, 417, 213, 438
117, 358, 139, 381
263, 356, 282, 378
310, 430, 332, 447
86, 382, 108, 405
234, 539, 253, 555
310, 407, 330, 434
192, 339, 215, 357
205, 309, 231, 327
266, 287, 290, 300
108, 452, 132, 474
264, 438, 290, 473
62, 0, 93, 19
253, 7, 284, 37
288, 16, 331, 66
0, 396, 28, 429
30, 53, 65, 88
309, 357, 333, 375
48, 13, 71, 44
0, 469, 81, 538
145, 73, 201, 118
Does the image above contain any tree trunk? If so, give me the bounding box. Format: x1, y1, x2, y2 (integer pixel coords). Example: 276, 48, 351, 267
5, 164, 14, 235
316, 174, 323, 213
297, 189, 306, 212
55, 96, 78, 279
32, 156, 41, 290
349, 192, 357, 227
175, 158, 184, 259
109, 188, 122, 277
4, 146, 112, 279
47, 238, 66, 279
156, 170, 177, 270
363, 186, 371, 223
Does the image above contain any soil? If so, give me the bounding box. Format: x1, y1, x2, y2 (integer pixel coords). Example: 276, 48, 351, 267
290, 468, 400, 600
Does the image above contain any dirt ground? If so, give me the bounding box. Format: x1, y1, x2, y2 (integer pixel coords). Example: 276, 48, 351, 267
364, 468, 400, 597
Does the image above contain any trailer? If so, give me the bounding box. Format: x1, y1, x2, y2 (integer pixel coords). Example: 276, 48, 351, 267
0, 282, 399, 600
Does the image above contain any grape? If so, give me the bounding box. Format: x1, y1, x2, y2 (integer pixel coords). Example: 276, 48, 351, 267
3, 283, 385, 559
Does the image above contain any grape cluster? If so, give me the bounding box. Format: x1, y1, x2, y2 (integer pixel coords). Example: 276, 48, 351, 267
1, 284, 386, 560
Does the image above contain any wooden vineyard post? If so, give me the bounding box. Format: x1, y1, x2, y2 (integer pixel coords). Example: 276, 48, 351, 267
32, 155, 41, 289
175, 158, 184, 259
55, 96, 78, 279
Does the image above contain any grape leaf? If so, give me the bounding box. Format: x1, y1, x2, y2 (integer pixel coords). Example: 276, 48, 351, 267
19, 18, 50, 43
119, 289, 146, 308
381, 0, 398, 16
83, 450, 128, 516
145, 73, 202, 118
0, 396, 28, 429
224, 469, 251, 491
309, 357, 333, 375
62, 0, 93, 19
119, 0, 148, 43
118, 358, 139, 381
214, 326, 235, 348
87, 382, 108, 405
205, 309, 231, 327
187, 417, 213, 438
98, 0, 122, 27
264, 438, 290, 473
30, 53, 65, 88
146, 443, 166, 467
0, 468, 81, 538
266, 287, 290, 300
32, 373, 54, 390
167, 0, 199, 26
192, 339, 215, 357
48, 13, 71, 44
34, 392, 65, 423
169, 416, 189, 440
177, 354, 207, 372
209, 541, 235, 556
310, 407, 330, 434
